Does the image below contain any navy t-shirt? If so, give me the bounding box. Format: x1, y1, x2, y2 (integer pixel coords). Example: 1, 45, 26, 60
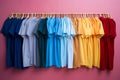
14, 18, 25, 69
1, 18, 15, 68
8, 18, 19, 68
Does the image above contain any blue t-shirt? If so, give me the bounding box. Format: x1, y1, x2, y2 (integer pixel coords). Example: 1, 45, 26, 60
8, 18, 20, 68
14, 18, 25, 69
1, 18, 15, 68
46, 17, 61, 68
46, 17, 55, 67
54, 18, 61, 68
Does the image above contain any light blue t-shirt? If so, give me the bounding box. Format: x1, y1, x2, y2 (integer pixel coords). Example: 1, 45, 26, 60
60, 17, 67, 68
61, 16, 76, 69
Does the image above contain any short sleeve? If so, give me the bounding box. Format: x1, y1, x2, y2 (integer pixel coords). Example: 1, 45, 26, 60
64, 17, 70, 36
94, 18, 104, 38
62, 17, 68, 36
69, 18, 76, 36
71, 18, 79, 35
1, 18, 10, 36
26, 18, 39, 36
98, 19, 104, 38
47, 17, 56, 35
88, 19, 94, 36
33, 19, 41, 38
99, 17, 108, 36
44, 18, 48, 35
77, 18, 83, 37
80, 18, 87, 38
109, 19, 116, 38
9, 18, 18, 36
38, 19, 44, 34
15, 18, 25, 34
56, 18, 63, 36
38, 18, 48, 35
83, 18, 90, 37
18, 19, 28, 36
26, 18, 32, 36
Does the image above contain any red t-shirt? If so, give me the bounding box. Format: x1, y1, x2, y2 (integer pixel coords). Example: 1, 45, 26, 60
99, 17, 109, 70
99, 17, 116, 70
107, 18, 116, 70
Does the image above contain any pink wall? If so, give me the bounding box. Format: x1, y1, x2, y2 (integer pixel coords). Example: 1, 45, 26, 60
0, 0, 120, 80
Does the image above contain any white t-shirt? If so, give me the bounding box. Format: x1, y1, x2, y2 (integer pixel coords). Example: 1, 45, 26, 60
19, 17, 40, 67
26, 17, 40, 66
33, 19, 41, 67
19, 18, 31, 67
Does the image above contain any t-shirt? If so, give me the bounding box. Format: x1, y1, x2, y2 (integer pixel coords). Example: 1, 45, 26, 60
61, 16, 76, 69
37, 18, 48, 67
56, 18, 63, 68
107, 18, 116, 70
99, 17, 109, 70
71, 18, 81, 68
9, 18, 21, 69
33, 19, 41, 67
99, 17, 116, 70
60, 17, 67, 68
1, 18, 14, 68
46, 17, 61, 68
26, 17, 40, 66
77, 18, 87, 67
92, 17, 104, 68
14, 18, 25, 69
46, 17, 55, 67
19, 18, 30, 67
84, 18, 93, 68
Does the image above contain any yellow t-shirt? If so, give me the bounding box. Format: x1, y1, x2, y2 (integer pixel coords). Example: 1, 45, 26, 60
77, 18, 88, 67
71, 17, 81, 68
91, 17, 104, 68
84, 18, 93, 68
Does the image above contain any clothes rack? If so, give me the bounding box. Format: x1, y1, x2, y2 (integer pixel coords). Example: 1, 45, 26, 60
9, 13, 111, 18
1, 12, 116, 70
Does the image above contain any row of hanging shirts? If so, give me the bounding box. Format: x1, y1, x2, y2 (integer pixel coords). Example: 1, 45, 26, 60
1, 13, 116, 71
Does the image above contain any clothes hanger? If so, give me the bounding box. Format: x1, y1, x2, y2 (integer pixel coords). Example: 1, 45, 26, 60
79, 14, 81, 18
36, 14, 41, 18
26, 13, 29, 18
9, 13, 13, 18
22, 13, 25, 18
15, 13, 18, 18
19, 13, 22, 19
107, 14, 110, 18
25, 14, 27, 18
19, 13, 22, 18
42, 14, 46, 18
104, 14, 106, 18
108, 14, 111, 18
30, 13, 33, 17
38, 14, 41, 18
17, 13, 20, 18
34, 13, 36, 17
